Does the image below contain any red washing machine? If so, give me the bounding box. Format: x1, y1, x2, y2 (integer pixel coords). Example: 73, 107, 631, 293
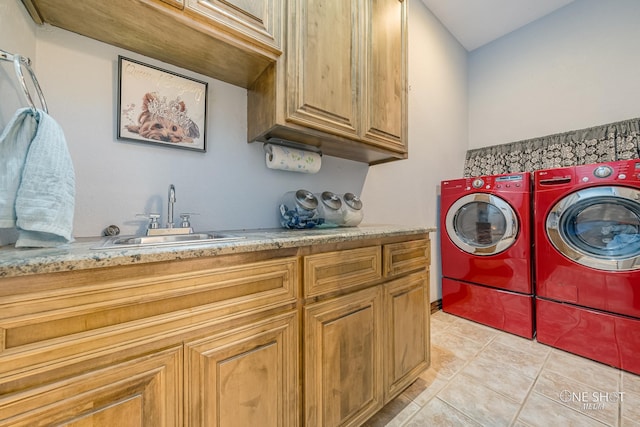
440, 172, 534, 338
534, 159, 640, 375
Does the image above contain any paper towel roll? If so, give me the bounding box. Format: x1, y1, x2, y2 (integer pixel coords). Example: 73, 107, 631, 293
265, 144, 321, 174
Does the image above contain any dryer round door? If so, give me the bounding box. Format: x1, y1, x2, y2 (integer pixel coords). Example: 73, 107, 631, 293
546, 186, 640, 271
445, 193, 519, 256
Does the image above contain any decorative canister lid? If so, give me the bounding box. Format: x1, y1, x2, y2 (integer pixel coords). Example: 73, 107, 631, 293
343, 193, 363, 210
321, 191, 342, 210
295, 189, 318, 210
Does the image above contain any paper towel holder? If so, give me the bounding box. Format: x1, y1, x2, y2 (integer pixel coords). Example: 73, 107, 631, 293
264, 138, 323, 161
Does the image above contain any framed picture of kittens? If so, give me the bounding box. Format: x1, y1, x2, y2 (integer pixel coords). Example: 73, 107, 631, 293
117, 56, 208, 152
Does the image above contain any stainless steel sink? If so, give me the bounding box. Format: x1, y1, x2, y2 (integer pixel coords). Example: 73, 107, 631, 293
96, 232, 244, 249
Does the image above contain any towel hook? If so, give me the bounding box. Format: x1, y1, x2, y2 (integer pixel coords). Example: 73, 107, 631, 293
12, 54, 48, 114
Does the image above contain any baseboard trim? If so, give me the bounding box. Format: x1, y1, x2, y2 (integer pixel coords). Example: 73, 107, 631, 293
430, 299, 442, 314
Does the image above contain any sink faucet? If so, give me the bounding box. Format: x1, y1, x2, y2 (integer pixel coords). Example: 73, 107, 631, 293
167, 184, 176, 228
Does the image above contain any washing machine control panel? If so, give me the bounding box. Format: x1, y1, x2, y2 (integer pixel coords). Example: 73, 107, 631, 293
568, 159, 640, 185
593, 165, 613, 178
472, 178, 484, 189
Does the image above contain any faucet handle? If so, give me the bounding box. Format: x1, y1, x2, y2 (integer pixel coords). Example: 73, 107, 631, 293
179, 212, 198, 228
136, 213, 161, 229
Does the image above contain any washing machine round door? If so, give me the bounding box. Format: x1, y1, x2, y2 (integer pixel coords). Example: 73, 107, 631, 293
445, 193, 519, 256
546, 186, 640, 271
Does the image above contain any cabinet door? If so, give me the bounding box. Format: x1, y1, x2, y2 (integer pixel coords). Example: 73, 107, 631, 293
286, 0, 360, 139
362, 0, 408, 153
384, 272, 430, 401
186, 0, 282, 53
304, 286, 383, 427
0, 347, 182, 427
185, 310, 298, 427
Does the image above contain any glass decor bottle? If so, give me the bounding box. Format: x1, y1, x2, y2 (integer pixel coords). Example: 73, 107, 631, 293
279, 189, 323, 228
342, 193, 363, 226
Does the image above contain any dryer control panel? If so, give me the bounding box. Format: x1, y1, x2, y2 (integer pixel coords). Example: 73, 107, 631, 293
494, 174, 525, 190
442, 173, 528, 194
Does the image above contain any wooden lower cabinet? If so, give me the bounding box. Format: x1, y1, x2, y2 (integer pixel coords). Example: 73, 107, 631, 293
302, 236, 431, 426
0, 253, 299, 427
304, 286, 384, 427
0, 234, 430, 427
185, 310, 298, 427
384, 271, 430, 400
0, 346, 183, 427
0, 310, 299, 427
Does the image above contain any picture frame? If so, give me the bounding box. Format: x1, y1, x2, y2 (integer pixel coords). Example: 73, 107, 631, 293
117, 56, 208, 152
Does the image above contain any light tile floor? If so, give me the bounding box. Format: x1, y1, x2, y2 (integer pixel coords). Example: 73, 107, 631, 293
365, 310, 640, 427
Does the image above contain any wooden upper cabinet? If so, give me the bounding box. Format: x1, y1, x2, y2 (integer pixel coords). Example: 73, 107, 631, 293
21, 0, 407, 163
19, 0, 281, 88
286, 0, 407, 148
248, 0, 409, 164
286, 0, 360, 139
186, 0, 282, 52
362, 0, 407, 152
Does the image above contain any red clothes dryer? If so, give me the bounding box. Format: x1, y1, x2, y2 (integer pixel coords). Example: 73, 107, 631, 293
440, 172, 534, 338
534, 159, 640, 375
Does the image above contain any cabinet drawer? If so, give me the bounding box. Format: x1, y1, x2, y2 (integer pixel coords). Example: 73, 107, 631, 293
0, 256, 297, 351
304, 246, 382, 298
383, 239, 430, 277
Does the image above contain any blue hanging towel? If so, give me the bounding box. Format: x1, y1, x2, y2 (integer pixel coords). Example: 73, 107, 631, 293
0, 108, 75, 247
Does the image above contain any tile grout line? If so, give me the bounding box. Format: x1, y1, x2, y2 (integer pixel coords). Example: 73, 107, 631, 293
545, 348, 624, 427
429, 332, 521, 427
534, 348, 620, 426
397, 328, 493, 427
618, 369, 622, 427
434, 315, 544, 426
508, 347, 554, 426
398, 357, 476, 427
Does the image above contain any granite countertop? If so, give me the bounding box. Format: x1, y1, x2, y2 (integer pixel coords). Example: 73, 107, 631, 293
0, 225, 435, 278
